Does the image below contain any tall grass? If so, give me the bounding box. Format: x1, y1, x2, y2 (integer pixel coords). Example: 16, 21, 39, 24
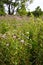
0, 16, 43, 65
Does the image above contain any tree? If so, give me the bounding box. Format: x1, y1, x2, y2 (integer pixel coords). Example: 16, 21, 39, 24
0, 0, 5, 15
0, 0, 33, 15
17, 2, 27, 16
32, 6, 42, 17
16, 0, 33, 15
3, 0, 13, 14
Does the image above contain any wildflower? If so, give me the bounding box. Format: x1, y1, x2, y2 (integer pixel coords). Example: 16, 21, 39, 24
26, 37, 29, 39
13, 35, 17, 39
6, 43, 9, 47
20, 39, 24, 43
2, 34, 6, 39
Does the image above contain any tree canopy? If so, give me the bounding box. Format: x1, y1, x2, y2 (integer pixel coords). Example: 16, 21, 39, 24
0, 0, 33, 15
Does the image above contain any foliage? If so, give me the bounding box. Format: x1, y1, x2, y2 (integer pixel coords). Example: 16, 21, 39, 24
27, 11, 31, 16
27, 6, 43, 17
32, 6, 43, 17
0, 0, 33, 15
17, 3, 27, 16
0, 1, 5, 16
0, 16, 43, 65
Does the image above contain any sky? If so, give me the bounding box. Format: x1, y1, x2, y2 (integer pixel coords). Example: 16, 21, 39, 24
28, 0, 43, 11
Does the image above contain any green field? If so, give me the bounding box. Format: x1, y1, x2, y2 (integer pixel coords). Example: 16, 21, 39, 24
0, 15, 43, 65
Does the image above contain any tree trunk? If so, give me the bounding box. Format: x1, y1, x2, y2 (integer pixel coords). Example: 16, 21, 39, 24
8, 4, 11, 14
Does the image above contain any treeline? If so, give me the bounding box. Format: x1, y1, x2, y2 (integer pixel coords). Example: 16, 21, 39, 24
0, 0, 29, 16
0, 0, 43, 17
28, 6, 43, 17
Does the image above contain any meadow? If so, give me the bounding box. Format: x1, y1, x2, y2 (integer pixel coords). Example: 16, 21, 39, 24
0, 15, 43, 65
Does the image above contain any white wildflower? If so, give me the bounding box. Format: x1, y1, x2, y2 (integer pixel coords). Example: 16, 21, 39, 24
2, 34, 6, 38
6, 43, 9, 47
13, 35, 16, 39
20, 39, 24, 43
26, 37, 29, 39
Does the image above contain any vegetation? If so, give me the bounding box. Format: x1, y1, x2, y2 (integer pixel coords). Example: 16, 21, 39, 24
0, 0, 35, 16
0, 15, 43, 65
0, 0, 43, 65
0, 0, 33, 15
28, 6, 43, 17
17, 3, 27, 16
32, 6, 43, 17
0, 0, 43, 16
0, 0, 5, 15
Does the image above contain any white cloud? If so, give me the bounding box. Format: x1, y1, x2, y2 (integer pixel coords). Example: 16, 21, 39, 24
28, 0, 43, 11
